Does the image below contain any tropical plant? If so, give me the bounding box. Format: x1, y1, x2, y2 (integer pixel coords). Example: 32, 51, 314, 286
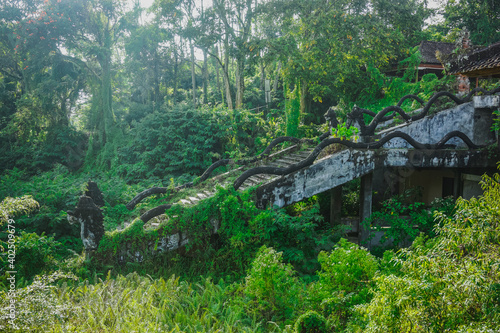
356, 171, 500, 332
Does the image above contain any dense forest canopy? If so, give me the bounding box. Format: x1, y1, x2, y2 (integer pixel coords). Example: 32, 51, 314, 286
1, 0, 496, 177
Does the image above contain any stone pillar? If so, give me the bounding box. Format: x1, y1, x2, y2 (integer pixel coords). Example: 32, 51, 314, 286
324, 106, 340, 134
358, 173, 373, 247
330, 186, 342, 227
473, 95, 499, 146
85, 181, 105, 207
457, 74, 470, 96
67, 196, 105, 256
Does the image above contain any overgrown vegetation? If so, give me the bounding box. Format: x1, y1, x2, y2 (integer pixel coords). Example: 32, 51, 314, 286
2, 167, 499, 332
364, 188, 456, 252
1, 0, 500, 331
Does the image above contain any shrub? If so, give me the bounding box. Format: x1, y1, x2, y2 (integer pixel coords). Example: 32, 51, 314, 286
243, 246, 303, 323
0, 196, 39, 226
364, 189, 455, 250
308, 239, 377, 330
294, 310, 329, 333
0, 271, 77, 332
116, 103, 278, 182
314, 238, 377, 296
0, 232, 69, 286
357, 172, 500, 332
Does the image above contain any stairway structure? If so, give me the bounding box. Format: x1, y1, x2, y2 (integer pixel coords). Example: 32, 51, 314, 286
72, 89, 500, 261
254, 94, 499, 245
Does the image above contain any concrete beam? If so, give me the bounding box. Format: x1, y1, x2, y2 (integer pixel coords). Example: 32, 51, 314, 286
256, 148, 493, 209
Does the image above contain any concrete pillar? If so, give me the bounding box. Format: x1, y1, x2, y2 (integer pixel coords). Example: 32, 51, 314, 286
472, 95, 499, 146
330, 186, 342, 227
358, 173, 373, 247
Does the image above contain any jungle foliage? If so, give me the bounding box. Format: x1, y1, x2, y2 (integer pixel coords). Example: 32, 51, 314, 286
1, 170, 500, 331
1, 0, 500, 331
2, 0, 496, 176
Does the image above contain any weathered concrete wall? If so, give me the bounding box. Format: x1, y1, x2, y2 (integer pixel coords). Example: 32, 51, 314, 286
462, 173, 484, 200
117, 232, 189, 263
256, 149, 493, 209
399, 169, 456, 204
378, 103, 475, 148
377, 96, 498, 148
115, 218, 220, 264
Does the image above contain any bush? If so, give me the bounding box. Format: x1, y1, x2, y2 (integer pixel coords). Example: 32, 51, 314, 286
357, 172, 500, 332
364, 189, 455, 249
116, 103, 279, 182
0, 232, 70, 286
307, 239, 377, 330
243, 246, 303, 323
0, 195, 39, 226
294, 310, 329, 333
0, 271, 77, 332
314, 238, 377, 296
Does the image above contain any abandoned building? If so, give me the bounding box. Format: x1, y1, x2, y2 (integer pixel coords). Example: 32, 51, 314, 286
385, 40, 455, 79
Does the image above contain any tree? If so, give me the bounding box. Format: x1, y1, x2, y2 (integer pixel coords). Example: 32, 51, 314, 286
197, 0, 261, 109
273, 0, 405, 117
442, 0, 500, 46
55, 0, 138, 147
0, 0, 87, 171
372, 0, 430, 49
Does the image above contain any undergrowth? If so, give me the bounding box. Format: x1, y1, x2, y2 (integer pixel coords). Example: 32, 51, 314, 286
1, 170, 500, 331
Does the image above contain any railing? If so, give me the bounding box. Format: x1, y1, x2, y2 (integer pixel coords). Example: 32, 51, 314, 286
128, 87, 500, 223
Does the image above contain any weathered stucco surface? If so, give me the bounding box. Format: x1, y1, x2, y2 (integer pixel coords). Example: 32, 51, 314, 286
378, 103, 474, 148
377, 97, 497, 148
256, 149, 493, 209
257, 97, 498, 209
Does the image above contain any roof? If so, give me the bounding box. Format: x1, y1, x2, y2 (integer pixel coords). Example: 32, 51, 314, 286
418, 41, 455, 64
448, 41, 500, 77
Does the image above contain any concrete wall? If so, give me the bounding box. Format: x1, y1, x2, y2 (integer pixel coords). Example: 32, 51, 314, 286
399, 169, 455, 204
377, 96, 498, 148
378, 103, 474, 148
462, 173, 484, 200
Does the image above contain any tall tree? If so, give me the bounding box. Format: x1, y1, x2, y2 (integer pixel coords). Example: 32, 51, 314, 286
269, 0, 407, 116
373, 0, 430, 49
197, 3, 234, 109
57, 0, 137, 146
442, 0, 500, 46
212, 0, 260, 109
0, 0, 87, 170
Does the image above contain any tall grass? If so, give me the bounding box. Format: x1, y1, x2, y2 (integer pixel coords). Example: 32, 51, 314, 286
1, 272, 267, 332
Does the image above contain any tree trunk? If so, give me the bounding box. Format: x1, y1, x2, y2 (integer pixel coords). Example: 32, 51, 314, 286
235, 56, 245, 109
260, 58, 265, 91
153, 46, 160, 109
273, 61, 281, 92
215, 46, 222, 102
173, 46, 179, 105
203, 49, 208, 104
100, 27, 114, 146
223, 36, 233, 110
300, 79, 311, 117
190, 39, 197, 106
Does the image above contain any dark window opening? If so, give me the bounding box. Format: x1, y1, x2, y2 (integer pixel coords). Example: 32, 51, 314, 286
442, 177, 454, 198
